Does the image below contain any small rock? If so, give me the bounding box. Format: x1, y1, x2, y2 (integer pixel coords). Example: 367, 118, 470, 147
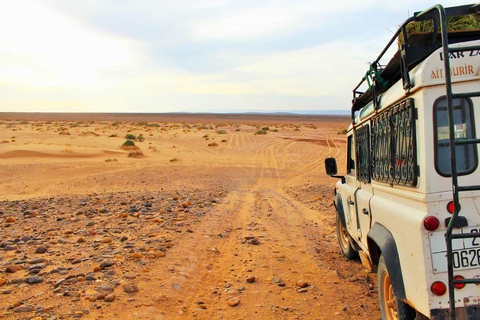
6, 265, 22, 273
100, 259, 115, 270
124, 284, 139, 293
101, 237, 112, 243
26, 276, 43, 284
297, 288, 308, 293
86, 274, 96, 281
0, 278, 6, 287
77, 237, 85, 243
5, 217, 16, 223
246, 275, 255, 283
297, 280, 309, 288
97, 283, 114, 292
35, 246, 47, 254
28, 258, 46, 264
14, 305, 34, 313
227, 297, 240, 307
104, 294, 116, 302
248, 238, 259, 245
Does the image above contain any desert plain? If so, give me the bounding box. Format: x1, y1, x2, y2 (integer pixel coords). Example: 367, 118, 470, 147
0, 113, 380, 320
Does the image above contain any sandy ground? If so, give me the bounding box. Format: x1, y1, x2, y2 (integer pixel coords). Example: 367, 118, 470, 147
0, 114, 380, 320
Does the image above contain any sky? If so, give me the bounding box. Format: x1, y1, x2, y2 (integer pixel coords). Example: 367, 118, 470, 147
0, 0, 467, 114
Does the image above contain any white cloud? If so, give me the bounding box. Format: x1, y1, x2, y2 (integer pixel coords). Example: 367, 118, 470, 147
0, 1, 145, 89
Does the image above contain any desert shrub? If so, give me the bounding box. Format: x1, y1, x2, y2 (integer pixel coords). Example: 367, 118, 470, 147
137, 122, 148, 126
201, 126, 209, 129
112, 121, 122, 126
338, 129, 348, 135
105, 158, 118, 162
235, 128, 241, 131
294, 128, 300, 131
221, 140, 227, 142
169, 158, 179, 162
123, 140, 135, 146
272, 129, 278, 132
261, 126, 270, 131
255, 130, 268, 135
216, 130, 227, 134
147, 123, 160, 127
128, 151, 144, 158
125, 134, 136, 140
208, 142, 218, 147
137, 134, 145, 142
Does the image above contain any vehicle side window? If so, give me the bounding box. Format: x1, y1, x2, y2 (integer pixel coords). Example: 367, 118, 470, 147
371, 98, 417, 186
355, 124, 371, 183
434, 97, 478, 177
347, 135, 355, 175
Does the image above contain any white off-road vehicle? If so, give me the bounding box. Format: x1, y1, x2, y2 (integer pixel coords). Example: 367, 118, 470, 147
325, 4, 480, 320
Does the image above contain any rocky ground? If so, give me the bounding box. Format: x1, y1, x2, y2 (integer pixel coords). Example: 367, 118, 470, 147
0, 189, 227, 319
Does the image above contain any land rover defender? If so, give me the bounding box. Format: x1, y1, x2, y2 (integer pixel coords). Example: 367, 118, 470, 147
325, 4, 480, 320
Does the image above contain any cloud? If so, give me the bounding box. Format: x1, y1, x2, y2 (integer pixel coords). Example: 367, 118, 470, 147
0, 1, 145, 89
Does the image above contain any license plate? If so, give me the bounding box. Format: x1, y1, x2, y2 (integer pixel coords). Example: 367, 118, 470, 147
430, 227, 480, 273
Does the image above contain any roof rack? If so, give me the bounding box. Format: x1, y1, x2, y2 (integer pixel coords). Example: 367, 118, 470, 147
351, 3, 480, 122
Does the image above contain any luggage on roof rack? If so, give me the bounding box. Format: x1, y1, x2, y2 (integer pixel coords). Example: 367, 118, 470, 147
351, 4, 480, 118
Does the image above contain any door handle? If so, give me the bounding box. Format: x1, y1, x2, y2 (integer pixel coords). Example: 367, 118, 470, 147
362, 208, 369, 215
347, 196, 354, 205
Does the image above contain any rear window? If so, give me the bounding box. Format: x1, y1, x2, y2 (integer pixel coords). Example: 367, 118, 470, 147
434, 97, 477, 177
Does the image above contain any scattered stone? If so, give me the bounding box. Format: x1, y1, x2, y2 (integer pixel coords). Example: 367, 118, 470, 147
100, 259, 115, 270
297, 280, 309, 288
97, 283, 114, 292
26, 276, 43, 284
6, 265, 22, 273
227, 297, 240, 307
124, 284, 139, 293
14, 305, 35, 313
246, 275, 255, 283
248, 238, 259, 245
28, 258, 46, 264
5, 216, 16, 223
77, 237, 85, 243
104, 294, 116, 302
0, 278, 6, 287
35, 246, 47, 254
101, 237, 112, 243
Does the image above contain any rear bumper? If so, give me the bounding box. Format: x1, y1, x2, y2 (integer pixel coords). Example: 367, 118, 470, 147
431, 305, 480, 319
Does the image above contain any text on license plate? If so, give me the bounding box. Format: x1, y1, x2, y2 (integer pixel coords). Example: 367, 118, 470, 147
429, 227, 480, 273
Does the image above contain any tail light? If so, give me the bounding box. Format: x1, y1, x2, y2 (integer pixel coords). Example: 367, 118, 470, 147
431, 281, 447, 296
454, 275, 465, 289
447, 201, 460, 214
424, 216, 440, 231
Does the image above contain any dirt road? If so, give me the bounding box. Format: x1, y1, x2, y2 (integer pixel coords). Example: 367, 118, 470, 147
0, 118, 380, 319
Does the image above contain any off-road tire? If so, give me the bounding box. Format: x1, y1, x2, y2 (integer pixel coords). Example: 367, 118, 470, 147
378, 254, 416, 320
336, 210, 357, 259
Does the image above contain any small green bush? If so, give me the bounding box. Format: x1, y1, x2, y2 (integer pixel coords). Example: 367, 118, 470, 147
338, 129, 348, 135
123, 140, 135, 146
216, 130, 227, 134
125, 134, 136, 140
137, 134, 145, 142
261, 126, 270, 131
255, 130, 268, 135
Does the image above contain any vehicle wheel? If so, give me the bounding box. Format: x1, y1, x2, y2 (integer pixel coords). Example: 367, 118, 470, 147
378, 255, 416, 320
336, 210, 357, 259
